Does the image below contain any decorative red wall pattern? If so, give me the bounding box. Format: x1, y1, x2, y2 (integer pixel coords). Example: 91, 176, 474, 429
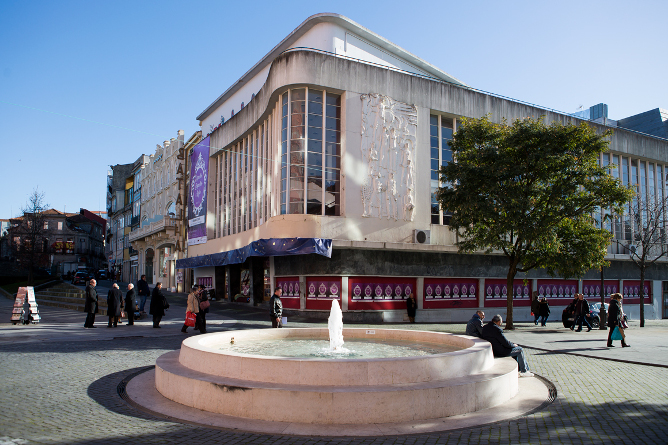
621, 280, 651, 304
483, 279, 531, 307
582, 280, 619, 302
275, 276, 300, 309
348, 277, 416, 311
423, 278, 478, 309
536, 279, 578, 304
305, 277, 342, 310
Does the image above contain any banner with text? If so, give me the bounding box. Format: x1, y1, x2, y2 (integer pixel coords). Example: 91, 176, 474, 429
188, 136, 210, 246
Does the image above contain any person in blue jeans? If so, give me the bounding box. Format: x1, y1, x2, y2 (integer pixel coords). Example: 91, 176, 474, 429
481, 315, 533, 377
137, 275, 150, 313
574, 293, 592, 332
538, 297, 550, 326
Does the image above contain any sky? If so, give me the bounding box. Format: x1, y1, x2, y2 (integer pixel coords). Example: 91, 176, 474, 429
1, 0, 666, 219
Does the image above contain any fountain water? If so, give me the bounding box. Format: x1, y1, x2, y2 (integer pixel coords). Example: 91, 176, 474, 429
327, 299, 345, 351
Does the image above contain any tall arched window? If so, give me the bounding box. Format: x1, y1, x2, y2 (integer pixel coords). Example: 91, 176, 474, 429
166, 202, 175, 217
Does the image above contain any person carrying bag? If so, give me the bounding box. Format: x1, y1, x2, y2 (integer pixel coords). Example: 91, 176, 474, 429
195, 285, 208, 334
181, 287, 200, 333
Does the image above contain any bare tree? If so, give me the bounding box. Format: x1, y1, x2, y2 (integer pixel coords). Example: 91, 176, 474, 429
12, 189, 51, 285
621, 191, 668, 327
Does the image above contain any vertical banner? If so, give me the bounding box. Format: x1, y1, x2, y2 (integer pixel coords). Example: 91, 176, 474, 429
188, 136, 210, 245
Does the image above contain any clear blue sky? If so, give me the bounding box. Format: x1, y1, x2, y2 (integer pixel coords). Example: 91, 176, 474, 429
1, 0, 666, 218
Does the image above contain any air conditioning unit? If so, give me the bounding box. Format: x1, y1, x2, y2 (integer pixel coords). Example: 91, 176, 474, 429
414, 229, 431, 244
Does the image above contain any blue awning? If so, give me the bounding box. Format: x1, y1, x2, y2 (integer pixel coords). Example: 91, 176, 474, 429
175, 237, 332, 269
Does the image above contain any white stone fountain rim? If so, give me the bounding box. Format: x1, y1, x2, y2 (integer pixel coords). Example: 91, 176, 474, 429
182, 327, 488, 362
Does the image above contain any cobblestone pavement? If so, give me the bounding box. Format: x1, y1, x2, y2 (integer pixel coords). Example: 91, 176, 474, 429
0, 313, 667, 444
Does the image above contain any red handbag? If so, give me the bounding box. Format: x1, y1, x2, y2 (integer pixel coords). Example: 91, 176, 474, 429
185, 311, 196, 327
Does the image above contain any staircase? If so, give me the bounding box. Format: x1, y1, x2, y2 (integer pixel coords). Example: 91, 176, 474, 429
35, 283, 108, 316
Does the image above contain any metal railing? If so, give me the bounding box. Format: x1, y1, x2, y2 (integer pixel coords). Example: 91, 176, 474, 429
128, 216, 179, 242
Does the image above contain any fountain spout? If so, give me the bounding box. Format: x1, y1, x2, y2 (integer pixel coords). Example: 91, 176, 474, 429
328, 300, 345, 350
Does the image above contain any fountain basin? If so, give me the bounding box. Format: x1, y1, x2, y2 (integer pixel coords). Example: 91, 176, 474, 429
155, 328, 519, 424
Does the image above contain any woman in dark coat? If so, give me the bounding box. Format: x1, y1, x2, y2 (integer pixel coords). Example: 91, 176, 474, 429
406, 293, 417, 323
149, 282, 167, 328
125, 284, 137, 326
538, 298, 550, 326
106, 283, 123, 328
607, 293, 629, 347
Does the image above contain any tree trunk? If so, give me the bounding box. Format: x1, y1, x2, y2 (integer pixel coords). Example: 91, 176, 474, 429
505, 261, 518, 330
639, 265, 646, 328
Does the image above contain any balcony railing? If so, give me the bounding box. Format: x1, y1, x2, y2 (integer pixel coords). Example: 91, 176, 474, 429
129, 216, 179, 242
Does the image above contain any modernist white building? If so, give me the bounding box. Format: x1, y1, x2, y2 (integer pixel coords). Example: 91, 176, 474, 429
178, 13, 668, 321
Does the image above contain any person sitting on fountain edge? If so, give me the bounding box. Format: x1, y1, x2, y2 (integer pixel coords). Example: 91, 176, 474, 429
481, 314, 534, 377
465, 311, 485, 338
269, 287, 283, 328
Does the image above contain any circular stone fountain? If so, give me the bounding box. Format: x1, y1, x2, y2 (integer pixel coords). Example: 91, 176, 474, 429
152, 328, 521, 425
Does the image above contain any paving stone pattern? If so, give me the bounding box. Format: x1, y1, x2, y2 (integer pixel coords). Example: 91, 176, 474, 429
0, 319, 666, 444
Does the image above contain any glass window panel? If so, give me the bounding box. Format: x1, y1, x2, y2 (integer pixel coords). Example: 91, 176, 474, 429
308, 139, 323, 152
325, 104, 339, 117
282, 94, 288, 106
325, 142, 339, 157
325, 94, 340, 106
308, 90, 323, 102
430, 125, 438, 137
282, 116, 288, 129
291, 124, 305, 139
307, 201, 322, 215
289, 203, 304, 214
325, 156, 340, 169
308, 127, 323, 141
307, 114, 323, 127
430, 115, 438, 126
325, 117, 340, 131
325, 180, 340, 193
281, 128, 287, 142
290, 189, 304, 200
431, 136, 438, 147
431, 170, 439, 180
307, 167, 322, 181
325, 168, 339, 181
442, 149, 452, 163
431, 159, 439, 171
324, 193, 339, 215
441, 127, 453, 140
431, 203, 440, 214
431, 147, 439, 159
308, 101, 323, 115
290, 151, 304, 165
325, 130, 340, 143
308, 152, 322, 167
291, 101, 305, 114
281, 167, 287, 181
441, 117, 454, 129
291, 89, 306, 101
431, 214, 440, 224
290, 139, 304, 153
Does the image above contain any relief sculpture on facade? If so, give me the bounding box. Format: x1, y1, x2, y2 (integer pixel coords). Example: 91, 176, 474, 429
360, 93, 417, 221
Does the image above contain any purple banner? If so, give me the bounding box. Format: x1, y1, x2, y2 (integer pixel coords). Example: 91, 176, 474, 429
188, 136, 210, 246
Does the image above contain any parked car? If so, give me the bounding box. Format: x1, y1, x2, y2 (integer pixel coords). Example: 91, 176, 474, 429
97, 270, 108, 280
589, 302, 628, 328
72, 271, 93, 286
561, 299, 596, 329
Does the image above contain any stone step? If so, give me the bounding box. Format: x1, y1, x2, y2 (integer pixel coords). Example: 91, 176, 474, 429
155, 350, 518, 424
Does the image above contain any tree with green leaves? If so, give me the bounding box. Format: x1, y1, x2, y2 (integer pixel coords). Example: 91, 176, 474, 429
437, 116, 634, 329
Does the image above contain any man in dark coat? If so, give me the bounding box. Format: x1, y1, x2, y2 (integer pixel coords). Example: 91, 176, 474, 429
481, 314, 533, 376
149, 282, 167, 328
83, 279, 98, 328
106, 283, 123, 327
269, 287, 283, 328
574, 293, 592, 332
530, 292, 540, 325
465, 311, 485, 337
406, 293, 417, 323
137, 275, 150, 313
125, 283, 137, 326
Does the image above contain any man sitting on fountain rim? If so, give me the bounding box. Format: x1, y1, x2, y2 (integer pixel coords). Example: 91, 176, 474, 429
481, 314, 534, 377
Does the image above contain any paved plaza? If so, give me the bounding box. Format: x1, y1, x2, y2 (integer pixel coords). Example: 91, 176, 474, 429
0, 291, 666, 445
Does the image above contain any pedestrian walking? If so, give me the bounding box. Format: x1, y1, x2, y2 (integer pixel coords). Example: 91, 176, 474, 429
574, 293, 592, 332
196, 285, 209, 334
481, 315, 533, 377
538, 297, 550, 326
125, 283, 136, 326
406, 292, 417, 323
181, 286, 200, 334
83, 279, 98, 328
137, 275, 150, 313
269, 287, 283, 328
531, 292, 540, 325
107, 283, 123, 328
149, 282, 168, 328
465, 310, 485, 337
607, 293, 630, 348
